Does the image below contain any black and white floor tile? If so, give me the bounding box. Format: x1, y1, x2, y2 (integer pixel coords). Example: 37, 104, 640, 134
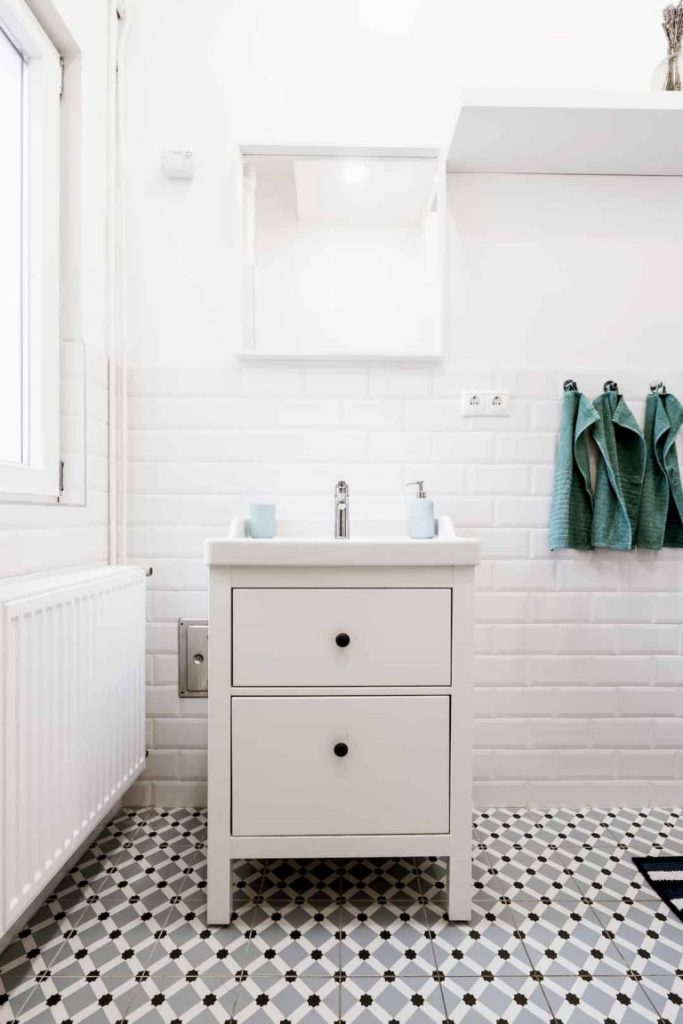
2, 806, 683, 1022
338, 902, 439, 978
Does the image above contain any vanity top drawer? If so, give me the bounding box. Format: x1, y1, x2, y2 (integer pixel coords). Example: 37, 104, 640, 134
232, 588, 451, 687
232, 695, 450, 836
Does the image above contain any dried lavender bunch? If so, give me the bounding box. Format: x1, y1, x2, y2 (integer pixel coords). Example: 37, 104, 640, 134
662, 1, 683, 90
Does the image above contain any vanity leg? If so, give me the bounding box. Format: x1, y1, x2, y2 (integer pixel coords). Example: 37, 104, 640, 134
207, 567, 233, 926
207, 856, 232, 925
448, 565, 474, 923
446, 854, 472, 922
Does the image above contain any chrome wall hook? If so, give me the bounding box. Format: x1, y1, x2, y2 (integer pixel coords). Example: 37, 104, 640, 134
603, 380, 619, 393
650, 380, 667, 396
563, 379, 578, 392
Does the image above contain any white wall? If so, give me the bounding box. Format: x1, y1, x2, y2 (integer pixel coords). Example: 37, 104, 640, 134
123, 0, 683, 808
123, 0, 666, 370
0, 0, 110, 577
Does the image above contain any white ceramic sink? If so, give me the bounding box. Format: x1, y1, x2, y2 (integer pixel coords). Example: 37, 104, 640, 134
204, 516, 479, 567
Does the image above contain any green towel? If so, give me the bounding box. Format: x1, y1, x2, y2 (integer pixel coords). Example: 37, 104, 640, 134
591, 391, 646, 550
549, 390, 599, 551
636, 392, 683, 549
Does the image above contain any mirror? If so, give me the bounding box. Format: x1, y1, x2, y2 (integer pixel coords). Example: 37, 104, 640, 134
241, 148, 445, 359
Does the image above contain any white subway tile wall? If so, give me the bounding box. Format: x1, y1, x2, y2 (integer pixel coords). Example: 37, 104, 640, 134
127, 364, 683, 809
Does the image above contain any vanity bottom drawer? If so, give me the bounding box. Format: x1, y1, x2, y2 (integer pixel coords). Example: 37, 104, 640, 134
232, 696, 450, 837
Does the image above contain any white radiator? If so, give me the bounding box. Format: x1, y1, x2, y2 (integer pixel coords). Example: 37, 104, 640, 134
0, 566, 146, 941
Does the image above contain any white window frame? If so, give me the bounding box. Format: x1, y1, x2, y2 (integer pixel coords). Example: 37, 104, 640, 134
0, 0, 60, 499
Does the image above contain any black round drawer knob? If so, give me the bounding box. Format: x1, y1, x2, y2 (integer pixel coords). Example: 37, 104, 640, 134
335, 632, 350, 648
334, 742, 349, 758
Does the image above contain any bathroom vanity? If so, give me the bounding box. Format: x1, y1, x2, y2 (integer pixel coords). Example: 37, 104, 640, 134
204, 517, 479, 922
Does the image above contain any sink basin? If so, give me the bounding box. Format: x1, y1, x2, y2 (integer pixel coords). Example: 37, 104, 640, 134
204, 516, 479, 567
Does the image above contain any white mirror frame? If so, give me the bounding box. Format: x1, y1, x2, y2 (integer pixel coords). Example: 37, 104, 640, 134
237, 145, 446, 364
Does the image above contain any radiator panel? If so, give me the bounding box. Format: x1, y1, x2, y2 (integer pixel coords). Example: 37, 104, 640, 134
0, 567, 145, 939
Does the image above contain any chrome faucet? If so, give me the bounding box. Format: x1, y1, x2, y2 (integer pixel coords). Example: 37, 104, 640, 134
334, 480, 349, 539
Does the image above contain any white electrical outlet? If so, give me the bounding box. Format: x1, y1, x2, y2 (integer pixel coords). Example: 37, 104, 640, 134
487, 390, 510, 416
461, 390, 486, 416
461, 389, 511, 417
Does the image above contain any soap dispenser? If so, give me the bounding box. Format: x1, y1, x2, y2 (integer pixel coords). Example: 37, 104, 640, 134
406, 480, 435, 539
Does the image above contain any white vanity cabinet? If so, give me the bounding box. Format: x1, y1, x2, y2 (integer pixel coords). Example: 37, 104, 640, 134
205, 518, 479, 922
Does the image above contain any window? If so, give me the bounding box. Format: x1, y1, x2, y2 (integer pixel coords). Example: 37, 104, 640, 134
0, 0, 60, 498
0, 26, 23, 465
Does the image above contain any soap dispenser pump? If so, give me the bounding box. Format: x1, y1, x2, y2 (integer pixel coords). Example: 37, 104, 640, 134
406, 480, 435, 539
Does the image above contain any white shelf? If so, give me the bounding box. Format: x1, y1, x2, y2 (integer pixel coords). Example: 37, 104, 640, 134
447, 89, 683, 176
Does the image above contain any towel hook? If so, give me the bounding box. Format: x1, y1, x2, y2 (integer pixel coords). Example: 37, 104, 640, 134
603, 380, 619, 393
650, 380, 667, 396
563, 379, 578, 392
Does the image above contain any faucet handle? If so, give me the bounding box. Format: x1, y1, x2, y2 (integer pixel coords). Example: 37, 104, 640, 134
335, 480, 348, 495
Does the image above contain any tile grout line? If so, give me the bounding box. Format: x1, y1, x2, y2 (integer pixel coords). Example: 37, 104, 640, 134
579, 902, 668, 1024
514, 810, 680, 1019
476, 824, 562, 1018
115, 825, 213, 1019
233, 860, 342, 1020
413, 855, 451, 1022
3, 815, 151, 1021
474, 813, 629, 1021
428, 833, 558, 1020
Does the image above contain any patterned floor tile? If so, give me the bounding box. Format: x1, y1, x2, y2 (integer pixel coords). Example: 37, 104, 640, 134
485, 836, 586, 903
513, 898, 628, 977
46, 893, 172, 982
566, 838, 634, 894
7, 807, 683, 1024
474, 807, 553, 844
481, 807, 559, 841
49, 834, 129, 907
0, 894, 92, 1007
338, 903, 438, 978
417, 852, 499, 907
637, 974, 683, 1023
606, 809, 683, 859
602, 807, 651, 839
441, 974, 552, 1022
106, 806, 148, 830
429, 900, 533, 978
123, 975, 240, 1022
233, 973, 340, 1022
116, 827, 203, 865
149, 897, 259, 979
486, 807, 602, 845
131, 808, 207, 859
336, 859, 423, 905
575, 853, 662, 905
232, 860, 266, 902
246, 903, 340, 977
98, 837, 203, 903
167, 848, 208, 903
258, 860, 342, 905
340, 975, 445, 1023
542, 808, 616, 844
0, 979, 31, 1024
590, 900, 683, 977
14, 973, 139, 1023
182, 860, 264, 908
414, 857, 448, 905
541, 972, 663, 1022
